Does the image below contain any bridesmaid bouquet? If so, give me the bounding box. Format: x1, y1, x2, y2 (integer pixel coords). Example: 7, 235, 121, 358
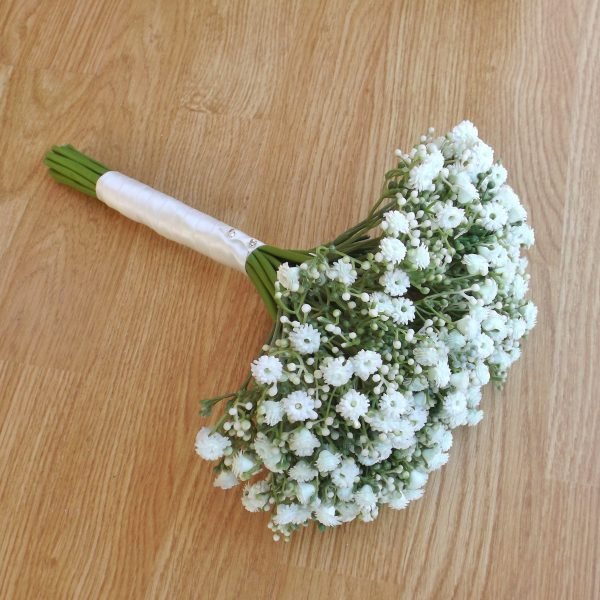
46, 121, 536, 541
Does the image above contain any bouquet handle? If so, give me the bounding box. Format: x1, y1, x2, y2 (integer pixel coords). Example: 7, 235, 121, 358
96, 171, 262, 272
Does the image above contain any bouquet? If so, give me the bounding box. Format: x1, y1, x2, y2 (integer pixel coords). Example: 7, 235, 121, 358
45, 121, 536, 541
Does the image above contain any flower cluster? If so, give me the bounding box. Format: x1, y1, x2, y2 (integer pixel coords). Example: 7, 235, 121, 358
195, 122, 536, 541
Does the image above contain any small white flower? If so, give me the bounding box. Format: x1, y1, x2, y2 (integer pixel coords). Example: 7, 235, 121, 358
282, 390, 318, 423
254, 435, 283, 472
289, 460, 318, 482
261, 400, 284, 426
241, 481, 270, 512
354, 484, 378, 512
406, 468, 428, 490
407, 244, 430, 269
213, 470, 239, 489
387, 492, 410, 510
495, 185, 527, 223
380, 269, 410, 296
316, 449, 341, 473
251, 355, 283, 385
331, 458, 360, 488
274, 503, 310, 526
195, 427, 231, 460
463, 253, 489, 276
430, 359, 451, 388
379, 237, 407, 264
296, 482, 316, 504
314, 504, 341, 527
337, 389, 370, 421
479, 202, 508, 232
289, 323, 321, 354
389, 297, 416, 324
351, 350, 382, 381
448, 120, 479, 155
478, 278, 498, 304
383, 210, 410, 236
511, 224, 535, 248
422, 447, 449, 470
327, 259, 357, 286
289, 427, 320, 456
435, 203, 465, 229
453, 170, 479, 204
321, 356, 354, 386
231, 452, 258, 479
413, 344, 439, 366
489, 163, 508, 187
379, 391, 410, 418
277, 262, 301, 292
522, 301, 538, 329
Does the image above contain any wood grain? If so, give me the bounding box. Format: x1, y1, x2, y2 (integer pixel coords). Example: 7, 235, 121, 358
1, 1, 598, 598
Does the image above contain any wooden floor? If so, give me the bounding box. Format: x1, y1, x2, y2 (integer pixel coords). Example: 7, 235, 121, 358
1, 1, 598, 598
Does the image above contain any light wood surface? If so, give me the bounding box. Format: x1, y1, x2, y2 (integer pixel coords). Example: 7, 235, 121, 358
1, 1, 598, 598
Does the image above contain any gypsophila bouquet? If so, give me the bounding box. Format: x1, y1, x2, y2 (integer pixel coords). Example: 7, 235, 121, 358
46, 121, 536, 541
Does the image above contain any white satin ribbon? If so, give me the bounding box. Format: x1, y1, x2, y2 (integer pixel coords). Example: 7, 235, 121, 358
95, 171, 263, 272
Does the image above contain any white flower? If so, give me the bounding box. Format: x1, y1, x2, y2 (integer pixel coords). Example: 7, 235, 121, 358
463, 253, 489, 276
316, 449, 341, 473
389, 297, 416, 324
321, 356, 354, 386
448, 120, 479, 155
406, 468, 428, 490
480, 202, 508, 232
435, 203, 465, 229
251, 355, 283, 385
442, 391, 468, 422
489, 163, 508, 187
522, 301, 538, 329
231, 452, 258, 479
282, 390, 318, 422
327, 259, 357, 286
213, 470, 239, 489
314, 504, 341, 527
296, 482, 316, 504
379, 391, 410, 417
383, 210, 410, 236
274, 503, 311, 526
406, 244, 430, 269
354, 484, 378, 513
289, 460, 318, 482
414, 343, 440, 366
478, 278, 498, 304
422, 447, 449, 470
456, 315, 480, 339
511, 224, 535, 248
242, 481, 270, 512
453, 170, 479, 204
351, 350, 382, 380
195, 427, 231, 460
380, 269, 410, 296
430, 359, 451, 388
449, 370, 470, 391
261, 400, 284, 426
289, 323, 321, 354
337, 389, 370, 422
277, 262, 300, 292
473, 362, 490, 386
409, 162, 435, 191
495, 185, 527, 223
254, 435, 283, 472
387, 491, 410, 510
466, 141, 494, 175
379, 237, 407, 264
289, 427, 320, 456
331, 458, 360, 488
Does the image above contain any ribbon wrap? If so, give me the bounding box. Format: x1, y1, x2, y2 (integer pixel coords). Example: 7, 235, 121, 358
96, 171, 263, 272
